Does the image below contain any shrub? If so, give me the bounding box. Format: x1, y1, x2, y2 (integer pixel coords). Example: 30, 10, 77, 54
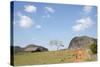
90, 44, 97, 54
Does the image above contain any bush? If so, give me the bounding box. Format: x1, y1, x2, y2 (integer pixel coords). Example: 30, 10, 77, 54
90, 44, 97, 54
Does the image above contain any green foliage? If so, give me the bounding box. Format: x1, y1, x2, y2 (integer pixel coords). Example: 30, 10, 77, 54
90, 44, 97, 54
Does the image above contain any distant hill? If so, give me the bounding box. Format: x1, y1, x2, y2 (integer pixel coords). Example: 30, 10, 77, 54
13, 44, 48, 54
68, 36, 97, 50
24, 44, 48, 52
14, 46, 23, 53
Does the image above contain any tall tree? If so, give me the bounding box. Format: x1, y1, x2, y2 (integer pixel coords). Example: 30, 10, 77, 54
49, 40, 64, 50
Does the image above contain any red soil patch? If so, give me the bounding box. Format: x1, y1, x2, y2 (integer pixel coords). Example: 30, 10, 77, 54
73, 49, 88, 62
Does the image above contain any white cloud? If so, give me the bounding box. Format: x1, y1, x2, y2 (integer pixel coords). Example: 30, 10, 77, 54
35, 25, 42, 29
42, 7, 55, 19
72, 17, 93, 32
83, 6, 93, 13
18, 13, 33, 28
45, 7, 55, 13
24, 5, 37, 13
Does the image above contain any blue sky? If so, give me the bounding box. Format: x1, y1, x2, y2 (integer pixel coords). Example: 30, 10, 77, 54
12, 1, 97, 51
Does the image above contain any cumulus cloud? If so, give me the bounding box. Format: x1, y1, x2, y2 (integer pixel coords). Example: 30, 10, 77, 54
45, 7, 55, 13
24, 5, 37, 13
35, 25, 42, 29
72, 17, 93, 32
42, 7, 55, 18
83, 6, 93, 13
18, 13, 33, 28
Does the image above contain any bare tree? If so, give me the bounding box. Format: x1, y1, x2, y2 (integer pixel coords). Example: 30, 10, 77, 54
49, 40, 64, 50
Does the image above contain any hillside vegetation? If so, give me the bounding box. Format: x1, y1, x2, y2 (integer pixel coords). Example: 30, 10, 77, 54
14, 49, 95, 66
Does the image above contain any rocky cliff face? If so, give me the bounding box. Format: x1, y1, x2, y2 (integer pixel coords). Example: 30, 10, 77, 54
68, 36, 97, 50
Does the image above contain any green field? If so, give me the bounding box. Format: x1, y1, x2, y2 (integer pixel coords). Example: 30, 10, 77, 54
14, 49, 96, 66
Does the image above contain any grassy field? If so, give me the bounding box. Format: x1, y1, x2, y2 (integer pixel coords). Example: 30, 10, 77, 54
13, 49, 96, 66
